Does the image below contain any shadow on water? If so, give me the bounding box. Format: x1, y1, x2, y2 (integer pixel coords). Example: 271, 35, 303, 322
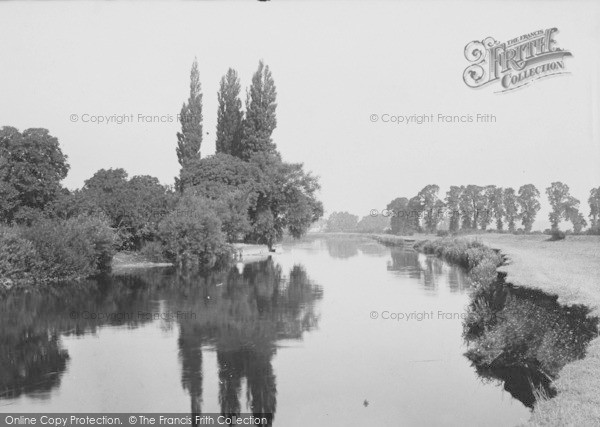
0, 258, 322, 425
463, 274, 599, 408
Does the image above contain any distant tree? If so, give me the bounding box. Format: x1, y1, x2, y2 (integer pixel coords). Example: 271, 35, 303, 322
407, 196, 424, 232
176, 59, 203, 186
460, 185, 483, 230
0, 127, 70, 224
445, 186, 463, 232
238, 61, 278, 161
357, 214, 390, 234
517, 184, 540, 233
546, 182, 578, 231
478, 185, 496, 231
588, 187, 600, 229
567, 208, 587, 234
216, 68, 243, 156
326, 212, 358, 232
387, 197, 410, 235
417, 185, 441, 233
503, 188, 519, 232
489, 186, 505, 231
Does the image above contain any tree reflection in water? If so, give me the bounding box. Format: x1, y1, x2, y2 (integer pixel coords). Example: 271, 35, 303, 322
175, 259, 322, 425
386, 249, 470, 294
463, 276, 599, 408
0, 257, 322, 426
0, 277, 159, 401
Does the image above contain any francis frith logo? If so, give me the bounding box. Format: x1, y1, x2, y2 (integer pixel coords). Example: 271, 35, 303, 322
463, 28, 572, 93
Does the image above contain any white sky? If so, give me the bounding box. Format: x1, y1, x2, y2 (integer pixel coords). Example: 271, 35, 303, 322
1, 1, 599, 230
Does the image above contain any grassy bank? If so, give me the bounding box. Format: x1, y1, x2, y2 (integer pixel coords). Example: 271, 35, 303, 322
414, 234, 600, 426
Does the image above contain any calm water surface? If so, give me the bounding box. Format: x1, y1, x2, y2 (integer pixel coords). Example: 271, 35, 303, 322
2, 236, 595, 426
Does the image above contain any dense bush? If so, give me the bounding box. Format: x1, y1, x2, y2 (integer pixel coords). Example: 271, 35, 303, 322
549, 228, 566, 241
0, 227, 40, 283
19, 215, 116, 282
415, 237, 502, 286
158, 195, 232, 270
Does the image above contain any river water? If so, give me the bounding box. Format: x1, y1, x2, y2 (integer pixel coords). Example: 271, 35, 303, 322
1, 235, 596, 426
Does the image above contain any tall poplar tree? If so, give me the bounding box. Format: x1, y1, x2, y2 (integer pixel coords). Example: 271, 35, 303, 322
216, 68, 243, 156
238, 61, 278, 161
176, 59, 203, 168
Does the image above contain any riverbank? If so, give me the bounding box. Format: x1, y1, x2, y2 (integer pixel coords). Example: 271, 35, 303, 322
110, 252, 173, 271
412, 233, 600, 426
111, 243, 275, 271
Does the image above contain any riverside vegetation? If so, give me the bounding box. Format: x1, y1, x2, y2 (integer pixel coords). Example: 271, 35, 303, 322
0, 60, 322, 287
414, 236, 600, 425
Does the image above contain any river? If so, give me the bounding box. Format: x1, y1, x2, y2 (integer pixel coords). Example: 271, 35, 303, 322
1, 235, 596, 426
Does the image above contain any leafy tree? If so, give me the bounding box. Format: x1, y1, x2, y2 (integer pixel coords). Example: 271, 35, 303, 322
179, 153, 262, 199
567, 208, 587, 234
503, 188, 519, 233
247, 154, 323, 247
478, 185, 496, 231
546, 182, 577, 231
216, 68, 243, 156
407, 196, 424, 232
460, 185, 483, 230
445, 186, 463, 232
179, 154, 258, 243
176, 59, 203, 187
489, 186, 505, 231
182, 153, 322, 247
80, 168, 174, 248
588, 187, 600, 229
387, 197, 410, 235
0, 127, 69, 224
517, 184, 540, 233
238, 61, 278, 161
417, 185, 441, 232
326, 212, 358, 232
562, 195, 586, 234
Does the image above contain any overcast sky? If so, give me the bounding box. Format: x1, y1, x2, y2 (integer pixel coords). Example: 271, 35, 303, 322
1, 1, 599, 230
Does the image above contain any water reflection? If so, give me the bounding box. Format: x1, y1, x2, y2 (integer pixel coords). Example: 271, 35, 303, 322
386, 249, 470, 295
463, 276, 599, 408
0, 258, 322, 425
324, 237, 359, 259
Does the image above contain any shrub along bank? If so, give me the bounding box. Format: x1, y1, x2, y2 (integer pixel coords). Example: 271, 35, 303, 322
414, 237, 503, 286
0, 215, 116, 287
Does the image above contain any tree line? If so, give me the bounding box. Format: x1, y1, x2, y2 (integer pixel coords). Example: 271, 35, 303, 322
326, 183, 600, 236
0, 59, 323, 284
